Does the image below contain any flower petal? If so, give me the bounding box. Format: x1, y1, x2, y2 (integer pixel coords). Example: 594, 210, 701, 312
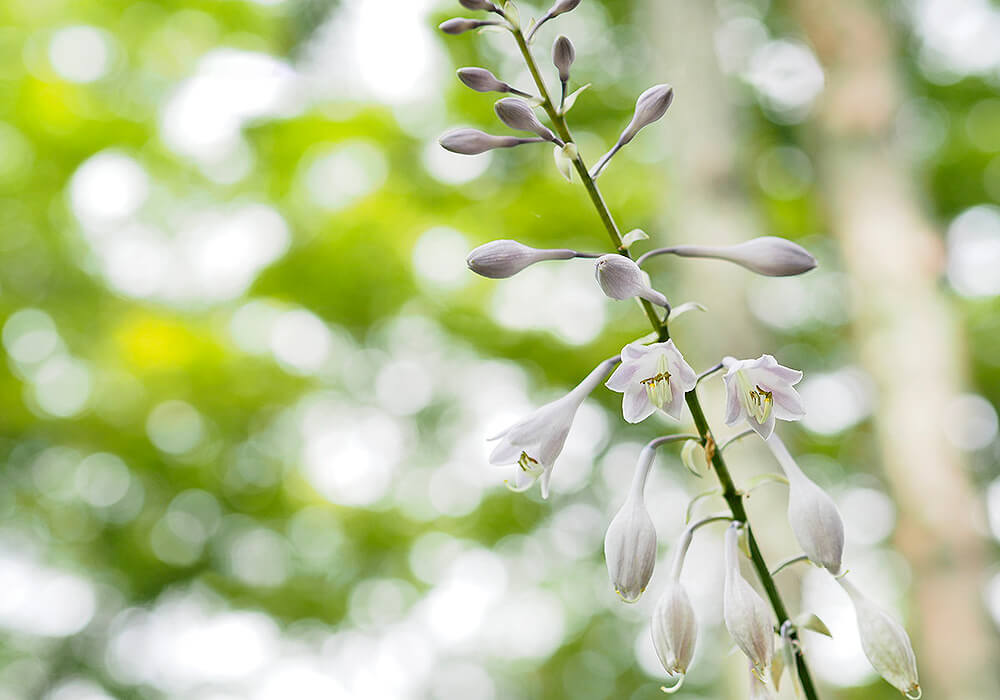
723, 374, 743, 425
606, 361, 641, 392
489, 437, 523, 465
663, 381, 687, 420
623, 385, 655, 423
770, 384, 805, 420
622, 341, 650, 361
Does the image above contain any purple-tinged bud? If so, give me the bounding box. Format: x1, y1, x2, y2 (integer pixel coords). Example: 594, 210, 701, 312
839, 578, 920, 698
651, 581, 697, 684
723, 523, 775, 678
620, 83, 675, 145
594, 254, 669, 307
552, 35, 575, 83
549, 0, 583, 17
457, 67, 510, 93
668, 237, 817, 276
459, 0, 498, 11
439, 18, 498, 35
439, 128, 542, 155
466, 239, 576, 278
494, 98, 558, 142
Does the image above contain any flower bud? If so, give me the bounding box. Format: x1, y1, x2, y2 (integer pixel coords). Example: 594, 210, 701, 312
466, 239, 576, 278
494, 98, 557, 142
594, 254, 669, 307
839, 578, 920, 698
552, 35, 575, 83
549, 0, 582, 17
619, 84, 674, 145
457, 67, 511, 93
765, 434, 844, 574
669, 236, 817, 277
651, 581, 697, 680
604, 492, 657, 602
439, 128, 541, 155
439, 18, 497, 34
459, 0, 498, 10
723, 523, 775, 677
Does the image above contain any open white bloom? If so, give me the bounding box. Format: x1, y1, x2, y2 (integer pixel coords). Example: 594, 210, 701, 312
651, 580, 697, 687
594, 254, 669, 306
839, 577, 921, 698
723, 523, 775, 679
604, 445, 657, 602
489, 356, 618, 498
722, 354, 805, 439
766, 432, 845, 574
605, 340, 695, 423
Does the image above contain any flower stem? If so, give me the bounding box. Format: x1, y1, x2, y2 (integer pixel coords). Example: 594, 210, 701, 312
510, 26, 820, 700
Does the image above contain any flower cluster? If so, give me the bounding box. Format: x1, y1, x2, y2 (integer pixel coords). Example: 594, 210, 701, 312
438, 2, 919, 698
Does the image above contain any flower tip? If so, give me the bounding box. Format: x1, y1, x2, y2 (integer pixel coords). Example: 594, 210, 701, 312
905, 684, 922, 699
659, 674, 685, 694
615, 587, 644, 604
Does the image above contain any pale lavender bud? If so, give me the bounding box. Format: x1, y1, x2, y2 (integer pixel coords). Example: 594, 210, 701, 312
668, 237, 817, 277
494, 98, 557, 142
549, 0, 583, 17
459, 0, 498, 11
457, 67, 510, 93
466, 239, 576, 278
594, 254, 669, 307
552, 35, 575, 83
839, 578, 920, 698
620, 84, 675, 145
604, 495, 657, 602
439, 17, 498, 34
651, 581, 697, 682
766, 433, 845, 574
723, 523, 775, 678
439, 128, 542, 155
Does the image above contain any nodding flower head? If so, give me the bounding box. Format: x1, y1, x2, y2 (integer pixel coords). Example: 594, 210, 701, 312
466, 239, 575, 279
605, 340, 696, 423
594, 254, 669, 307
651, 580, 697, 685
604, 446, 658, 602
723, 523, 775, 679
722, 355, 804, 439
439, 17, 498, 34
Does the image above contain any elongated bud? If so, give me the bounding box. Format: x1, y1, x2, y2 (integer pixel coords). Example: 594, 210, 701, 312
620, 84, 674, 145
466, 239, 576, 278
459, 0, 498, 10
594, 254, 669, 307
552, 35, 575, 83
723, 523, 775, 678
668, 237, 817, 277
494, 98, 558, 142
839, 578, 920, 698
439, 18, 498, 34
456, 67, 524, 95
604, 448, 656, 602
549, 0, 582, 17
651, 581, 697, 684
439, 128, 542, 155
765, 433, 844, 574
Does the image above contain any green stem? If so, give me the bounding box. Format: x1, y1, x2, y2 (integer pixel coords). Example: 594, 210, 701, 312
511, 26, 820, 700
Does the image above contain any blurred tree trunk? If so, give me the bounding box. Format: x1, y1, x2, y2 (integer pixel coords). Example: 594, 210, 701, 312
792, 1, 999, 698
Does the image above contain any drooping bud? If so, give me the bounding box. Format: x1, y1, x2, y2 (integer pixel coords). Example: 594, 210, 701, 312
765, 433, 844, 574
651, 580, 697, 687
459, 0, 498, 11
439, 128, 542, 155
723, 523, 775, 678
439, 18, 499, 35
552, 35, 575, 83
604, 447, 657, 602
839, 578, 920, 698
466, 239, 576, 278
591, 84, 674, 177
667, 237, 817, 277
594, 254, 669, 307
457, 67, 508, 93
494, 98, 558, 143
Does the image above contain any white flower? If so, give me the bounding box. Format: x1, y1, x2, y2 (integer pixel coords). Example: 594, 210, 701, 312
722, 354, 805, 439
605, 340, 696, 423
489, 356, 618, 498
466, 239, 576, 279
604, 445, 657, 602
766, 432, 845, 574
668, 237, 816, 277
594, 255, 669, 307
651, 580, 697, 684
839, 577, 920, 698
723, 523, 775, 679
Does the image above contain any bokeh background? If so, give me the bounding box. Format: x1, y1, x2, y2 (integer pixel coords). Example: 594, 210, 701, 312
1, 0, 999, 698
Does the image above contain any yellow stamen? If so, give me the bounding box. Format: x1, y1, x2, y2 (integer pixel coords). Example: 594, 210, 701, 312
640, 354, 673, 410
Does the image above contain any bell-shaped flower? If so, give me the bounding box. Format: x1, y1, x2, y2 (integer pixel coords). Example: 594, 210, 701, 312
605, 340, 696, 423
723, 523, 775, 679
722, 354, 805, 439
839, 578, 920, 698
466, 239, 576, 278
651, 580, 697, 689
494, 98, 559, 143
439, 17, 500, 34
489, 356, 618, 498
765, 432, 845, 574
666, 237, 817, 277
439, 128, 543, 155
594, 254, 669, 307
604, 445, 657, 602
